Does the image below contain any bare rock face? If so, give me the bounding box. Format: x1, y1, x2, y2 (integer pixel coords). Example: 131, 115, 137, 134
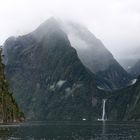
106, 75, 140, 121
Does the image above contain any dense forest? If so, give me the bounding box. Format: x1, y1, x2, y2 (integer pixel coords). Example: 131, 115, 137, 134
0, 47, 24, 123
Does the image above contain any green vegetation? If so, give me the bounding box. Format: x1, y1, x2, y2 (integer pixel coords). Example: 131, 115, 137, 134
0, 48, 24, 123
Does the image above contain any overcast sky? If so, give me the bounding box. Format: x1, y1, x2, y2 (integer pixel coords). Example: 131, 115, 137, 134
0, 0, 140, 61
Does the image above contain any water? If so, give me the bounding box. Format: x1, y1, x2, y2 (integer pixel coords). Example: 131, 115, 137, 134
102, 99, 107, 121
98, 99, 107, 121
0, 121, 140, 140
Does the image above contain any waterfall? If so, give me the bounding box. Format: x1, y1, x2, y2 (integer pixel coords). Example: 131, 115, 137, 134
101, 99, 107, 121
98, 99, 107, 121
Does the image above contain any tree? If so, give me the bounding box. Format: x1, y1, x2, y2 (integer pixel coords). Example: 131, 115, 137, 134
0, 48, 24, 123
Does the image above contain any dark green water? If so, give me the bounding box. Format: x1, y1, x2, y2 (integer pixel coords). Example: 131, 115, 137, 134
0, 121, 140, 140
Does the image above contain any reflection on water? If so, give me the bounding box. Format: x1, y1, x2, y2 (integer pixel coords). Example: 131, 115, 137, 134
101, 121, 106, 140
0, 121, 140, 140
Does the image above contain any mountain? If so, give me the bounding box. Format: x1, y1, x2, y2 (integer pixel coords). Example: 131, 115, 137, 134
106, 76, 140, 121
0, 48, 24, 123
118, 46, 140, 71
128, 59, 140, 77
3, 18, 106, 121
118, 46, 140, 78
4, 19, 131, 92
59, 21, 131, 90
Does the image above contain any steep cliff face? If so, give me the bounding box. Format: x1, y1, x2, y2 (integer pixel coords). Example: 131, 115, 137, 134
106, 76, 140, 121
3, 18, 103, 121
60, 21, 131, 90
0, 49, 24, 123
96, 63, 131, 90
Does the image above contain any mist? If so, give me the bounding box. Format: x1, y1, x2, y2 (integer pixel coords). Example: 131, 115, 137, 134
0, 0, 140, 65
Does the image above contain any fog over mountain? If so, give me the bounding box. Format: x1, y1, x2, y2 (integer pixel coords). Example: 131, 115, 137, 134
60, 20, 115, 73
59, 20, 131, 90
1, 0, 140, 65
118, 46, 140, 70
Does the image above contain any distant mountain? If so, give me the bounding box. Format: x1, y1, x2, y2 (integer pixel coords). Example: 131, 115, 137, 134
0, 49, 24, 122
3, 18, 105, 121
60, 21, 131, 90
119, 46, 140, 71
124, 46, 140, 77
128, 59, 140, 77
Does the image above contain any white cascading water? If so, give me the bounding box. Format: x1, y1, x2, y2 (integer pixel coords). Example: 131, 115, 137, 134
98, 99, 107, 121
101, 99, 107, 121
